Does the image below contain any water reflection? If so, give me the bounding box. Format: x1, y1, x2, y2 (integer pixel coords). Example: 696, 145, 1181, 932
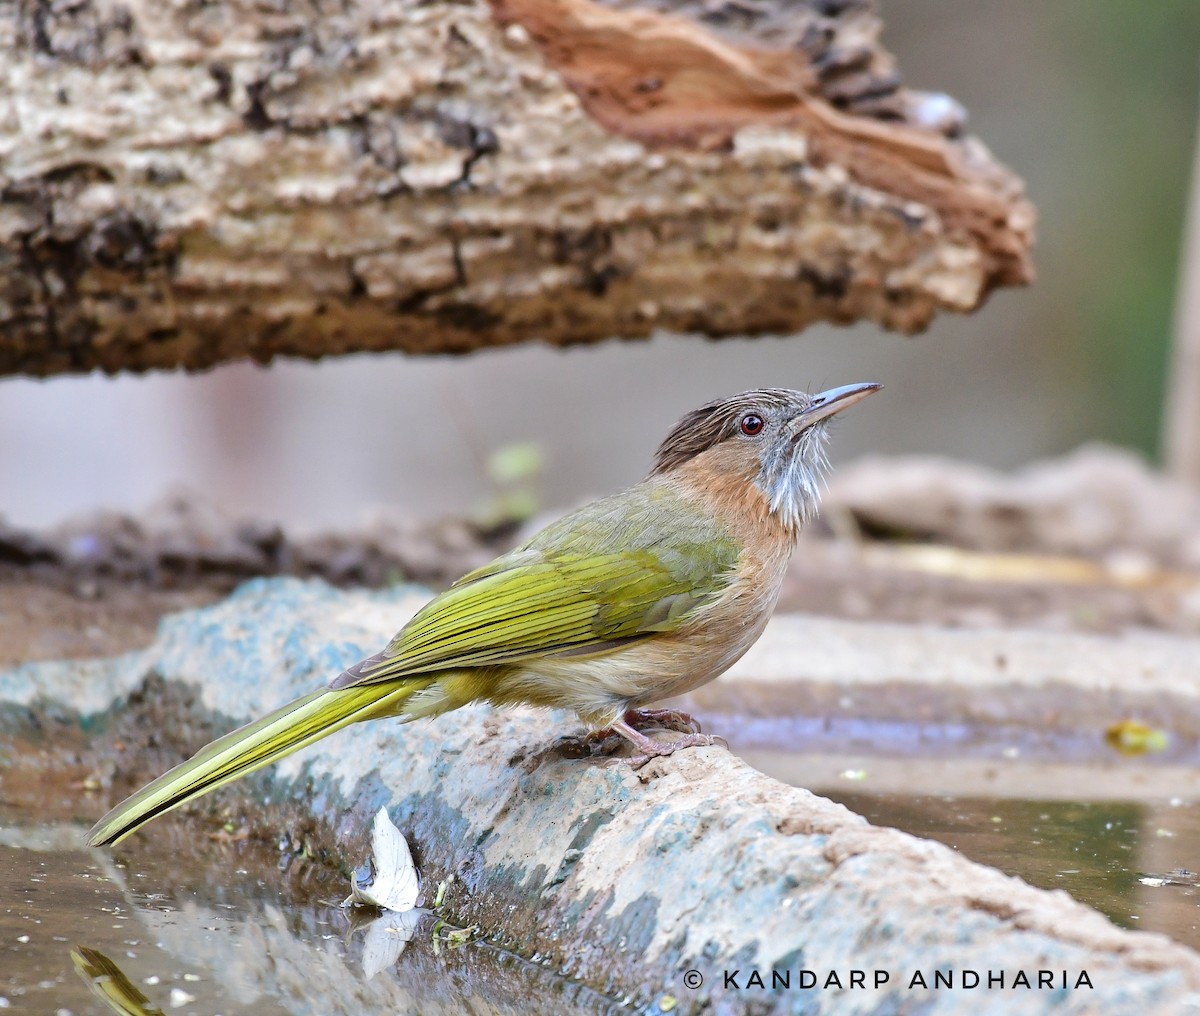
0, 824, 623, 1015
72, 946, 167, 1015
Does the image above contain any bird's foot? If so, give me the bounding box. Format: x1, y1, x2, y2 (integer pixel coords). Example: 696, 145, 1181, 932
611, 718, 727, 770
622, 707, 704, 735
579, 727, 619, 751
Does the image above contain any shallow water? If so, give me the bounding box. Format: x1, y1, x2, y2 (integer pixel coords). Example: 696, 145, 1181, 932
738, 715, 1200, 951
0, 817, 625, 1015
4, 714, 1199, 1013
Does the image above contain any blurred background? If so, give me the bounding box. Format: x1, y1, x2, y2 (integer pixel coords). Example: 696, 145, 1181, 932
2, 1, 1197, 531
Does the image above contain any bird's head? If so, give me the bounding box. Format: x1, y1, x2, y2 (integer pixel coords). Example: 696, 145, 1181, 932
650, 384, 881, 533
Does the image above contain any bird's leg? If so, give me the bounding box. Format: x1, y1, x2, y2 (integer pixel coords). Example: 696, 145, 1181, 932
577, 708, 699, 749
611, 718, 727, 770
623, 708, 703, 735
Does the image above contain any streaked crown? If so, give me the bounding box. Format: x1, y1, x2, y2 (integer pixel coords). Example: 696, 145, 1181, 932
650, 384, 880, 532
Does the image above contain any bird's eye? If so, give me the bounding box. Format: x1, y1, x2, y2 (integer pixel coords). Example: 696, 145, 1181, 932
740, 413, 764, 436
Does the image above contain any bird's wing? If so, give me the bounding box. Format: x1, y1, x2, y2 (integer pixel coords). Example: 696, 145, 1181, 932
332, 545, 736, 687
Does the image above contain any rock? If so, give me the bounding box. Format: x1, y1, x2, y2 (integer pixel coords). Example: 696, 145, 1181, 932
5, 577, 1200, 1012
828, 445, 1200, 560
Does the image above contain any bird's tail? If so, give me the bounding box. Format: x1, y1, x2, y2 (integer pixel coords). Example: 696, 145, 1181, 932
86, 678, 431, 847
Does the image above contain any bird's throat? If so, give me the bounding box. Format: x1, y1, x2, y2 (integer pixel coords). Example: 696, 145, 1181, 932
668, 445, 794, 544
756, 422, 832, 536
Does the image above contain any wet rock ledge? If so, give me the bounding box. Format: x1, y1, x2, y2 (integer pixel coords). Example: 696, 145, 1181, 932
6, 577, 1200, 1014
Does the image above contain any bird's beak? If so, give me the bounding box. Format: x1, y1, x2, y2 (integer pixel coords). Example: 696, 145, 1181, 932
795, 382, 882, 428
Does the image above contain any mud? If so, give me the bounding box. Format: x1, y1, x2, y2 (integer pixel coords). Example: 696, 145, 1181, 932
0, 495, 514, 668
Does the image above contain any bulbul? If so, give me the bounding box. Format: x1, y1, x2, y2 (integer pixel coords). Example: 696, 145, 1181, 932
88, 383, 880, 846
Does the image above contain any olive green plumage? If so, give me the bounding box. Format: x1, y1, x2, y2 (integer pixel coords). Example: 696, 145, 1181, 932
87, 384, 879, 847
338, 484, 740, 686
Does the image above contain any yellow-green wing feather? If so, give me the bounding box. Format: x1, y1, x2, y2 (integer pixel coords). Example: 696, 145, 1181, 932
87, 482, 739, 846
336, 484, 741, 687
86, 679, 433, 846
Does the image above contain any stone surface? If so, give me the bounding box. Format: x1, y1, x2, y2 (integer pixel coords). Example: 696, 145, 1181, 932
827, 445, 1200, 562
6, 577, 1200, 1012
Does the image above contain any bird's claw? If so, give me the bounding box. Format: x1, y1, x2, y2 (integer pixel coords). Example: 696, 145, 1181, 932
611, 711, 726, 767
581, 727, 614, 744
577, 727, 623, 755
623, 731, 727, 770
623, 708, 704, 735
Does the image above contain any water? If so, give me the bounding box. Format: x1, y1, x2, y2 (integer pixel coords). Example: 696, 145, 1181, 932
4, 715, 1199, 1012
0, 817, 623, 1014
738, 716, 1200, 951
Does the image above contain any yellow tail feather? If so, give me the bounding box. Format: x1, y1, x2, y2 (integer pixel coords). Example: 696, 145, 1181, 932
86, 679, 430, 847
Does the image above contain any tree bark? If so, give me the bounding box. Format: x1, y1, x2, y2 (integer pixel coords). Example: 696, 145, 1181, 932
0, 0, 1034, 377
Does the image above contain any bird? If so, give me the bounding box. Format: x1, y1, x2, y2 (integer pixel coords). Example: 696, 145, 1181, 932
87, 383, 880, 846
